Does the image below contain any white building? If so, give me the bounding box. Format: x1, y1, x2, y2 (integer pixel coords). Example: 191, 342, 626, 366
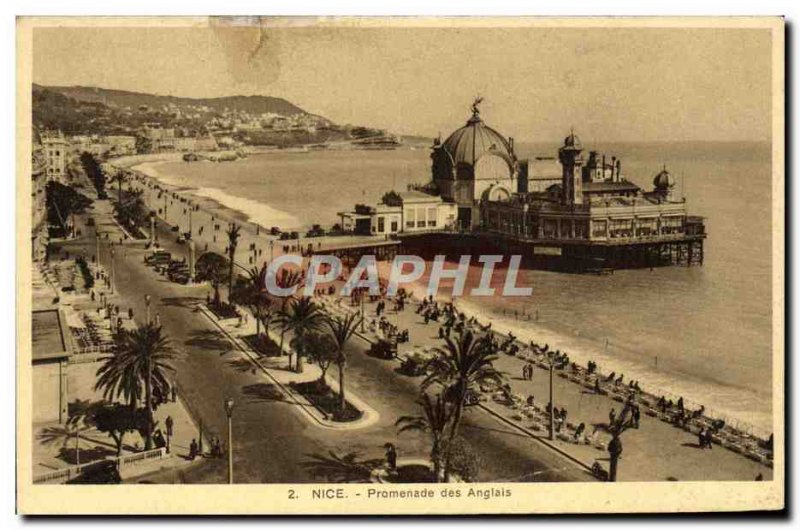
339, 191, 457, 236
41, 130, 68, 183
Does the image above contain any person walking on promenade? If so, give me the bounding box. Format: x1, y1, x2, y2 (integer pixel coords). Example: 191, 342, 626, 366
384, 443, 397, 471
189, 438, 198, 460
165, 415, 174, 438
632, 406, 641, 428
609, 408, 616, 426
171, 384, 177, 402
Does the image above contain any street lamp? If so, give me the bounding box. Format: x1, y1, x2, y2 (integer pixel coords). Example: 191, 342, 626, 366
548, 354, 555, 441
144, 294, 152, 325
224, 396, 235, 484
110, 247, 116, 294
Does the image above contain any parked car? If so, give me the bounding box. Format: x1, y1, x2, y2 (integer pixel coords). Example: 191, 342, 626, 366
367, 338, 396, 360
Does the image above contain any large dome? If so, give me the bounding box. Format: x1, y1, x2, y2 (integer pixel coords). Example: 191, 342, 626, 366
653, 166, 676, 189
441, 112, 515, 168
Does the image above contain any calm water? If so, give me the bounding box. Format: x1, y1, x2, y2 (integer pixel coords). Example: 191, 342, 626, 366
147, 141, 773, 434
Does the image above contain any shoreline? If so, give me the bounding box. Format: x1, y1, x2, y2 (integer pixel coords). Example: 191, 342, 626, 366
111, 154, 772, 439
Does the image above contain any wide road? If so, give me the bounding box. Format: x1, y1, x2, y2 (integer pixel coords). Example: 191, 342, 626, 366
58, 202, 591, 484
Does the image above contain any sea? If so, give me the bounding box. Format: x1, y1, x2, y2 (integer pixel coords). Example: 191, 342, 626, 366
134, 141, 774, 436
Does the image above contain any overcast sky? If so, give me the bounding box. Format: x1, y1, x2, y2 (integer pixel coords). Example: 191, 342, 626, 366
32, 23, 773, 142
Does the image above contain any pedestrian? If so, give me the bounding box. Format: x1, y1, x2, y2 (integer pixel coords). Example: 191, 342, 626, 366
189, 438, 198, 460
171, 385, 177, 402
609, 408, 616, 425
633, 406, 641, 428
165, 415, 174, 438
384, 443, 397, 471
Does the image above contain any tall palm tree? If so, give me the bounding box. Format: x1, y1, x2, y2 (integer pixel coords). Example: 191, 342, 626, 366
108, 170, 127, 204
234, 265, 273, 338
324, 312, 362, 412
225, 223, 242, 303
94, 323, 175, 450
278, 296, 324, 371
422, 328, 503, 481
195, 252, 230, 306
396, 392, 454, 482
271, 268, 304, 354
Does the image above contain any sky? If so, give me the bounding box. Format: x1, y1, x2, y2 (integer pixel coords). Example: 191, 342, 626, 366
31, 22, 774, 142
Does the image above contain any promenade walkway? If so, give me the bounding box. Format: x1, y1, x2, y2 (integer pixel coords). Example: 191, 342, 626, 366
325, 295, 773, 482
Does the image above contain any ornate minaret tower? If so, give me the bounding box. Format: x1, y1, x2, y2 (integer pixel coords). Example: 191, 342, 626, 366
558, 130, 585, 205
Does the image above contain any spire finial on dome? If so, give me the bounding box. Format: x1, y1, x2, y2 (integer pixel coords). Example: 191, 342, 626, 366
471, 96, 483, 118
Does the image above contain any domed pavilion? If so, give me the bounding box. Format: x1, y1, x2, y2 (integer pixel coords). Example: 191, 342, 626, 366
431, 98, 519, 228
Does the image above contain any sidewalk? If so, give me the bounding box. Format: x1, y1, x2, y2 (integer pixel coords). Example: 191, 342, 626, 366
326, 294, 773, 482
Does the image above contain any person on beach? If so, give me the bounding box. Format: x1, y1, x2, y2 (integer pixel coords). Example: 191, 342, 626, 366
609, 408, 616, 425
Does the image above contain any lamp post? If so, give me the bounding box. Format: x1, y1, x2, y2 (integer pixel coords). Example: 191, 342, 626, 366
145, 294, 152, 325
360, 289, 365, 332
548, 356, 555, 441
110, 247, 116, 294
224, 396, 235, 484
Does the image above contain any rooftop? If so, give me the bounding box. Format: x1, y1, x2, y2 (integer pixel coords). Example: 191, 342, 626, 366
32, 310, 71, 362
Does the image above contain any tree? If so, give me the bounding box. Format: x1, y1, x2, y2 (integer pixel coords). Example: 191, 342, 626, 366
277, 296, 324, 371
324, 312, 362, 412
37, 420, 94, 465
79, 152, 107, 197
294, 331, 338, 384
225, 223, 242, 303
606, 402, 636, 482
396, 392, 454, 482
90, 403, 146, 456
271, 268, 305, 354
195, 252, 230, 306
46, 181, 93, 237
232, 265, 272, 338
108, 170, 127, 204
94, 323, 175, 450
422, 329, 504, 481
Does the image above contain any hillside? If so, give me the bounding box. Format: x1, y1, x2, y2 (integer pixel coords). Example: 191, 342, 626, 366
34, 84, 315, 119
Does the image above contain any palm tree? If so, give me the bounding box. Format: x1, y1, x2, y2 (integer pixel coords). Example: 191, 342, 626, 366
422, 328, 504, 481
195, 252, 230, 306
225, 223, 242, 303
38, 419, 94, 465
94, 323, 175, 450
278, 296, 324, 371
396, 392, 454, 482
271, 268, 304, 354
324, 312, 362, 412
108, 170, 127, 204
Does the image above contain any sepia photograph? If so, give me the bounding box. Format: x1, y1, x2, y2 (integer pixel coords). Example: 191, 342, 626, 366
15, 15, 784, 514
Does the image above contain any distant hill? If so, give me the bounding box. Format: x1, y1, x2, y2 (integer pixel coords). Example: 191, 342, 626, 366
34, 84, 316, 119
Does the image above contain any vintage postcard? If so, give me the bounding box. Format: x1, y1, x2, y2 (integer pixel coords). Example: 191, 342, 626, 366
16, 16, 784, 514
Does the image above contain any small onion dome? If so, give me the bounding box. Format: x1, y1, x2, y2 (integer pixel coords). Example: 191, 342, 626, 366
563, 131, 582, 150
653, 166, 676, 190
